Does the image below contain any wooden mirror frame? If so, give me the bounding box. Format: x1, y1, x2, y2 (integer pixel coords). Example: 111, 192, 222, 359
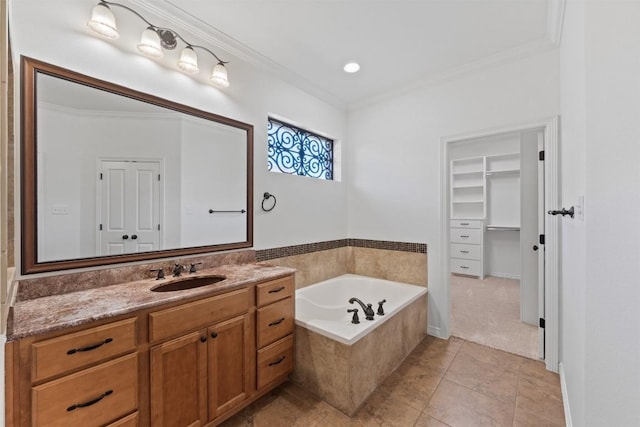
20, 56, 253, 274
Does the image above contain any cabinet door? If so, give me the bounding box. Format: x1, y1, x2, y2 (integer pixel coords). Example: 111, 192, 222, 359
150, 331, 208, 427
208, 314, 252, 420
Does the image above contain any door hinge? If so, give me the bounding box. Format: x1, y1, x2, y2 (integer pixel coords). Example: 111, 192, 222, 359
539, 234, 545, 245
539, 318, 545, 328
157, 224, 160, 231
539, 150, 545, 161
158, 174, 161, 181
99, 224, 103, 231
99, 173, 103, 180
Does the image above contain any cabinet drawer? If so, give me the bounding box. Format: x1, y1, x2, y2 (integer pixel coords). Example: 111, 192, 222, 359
32, 318, 137, 382
449, 228, 482, 244
450, 219, 482, 229
257, 335, 294, 389
450, 243, 481, 260
107, 412, 138, 427
451, 259, 482, 276
149, 288, 249, 342
257, 297, 294, 348
32, 353, 138, 427
256, 276, 294, 307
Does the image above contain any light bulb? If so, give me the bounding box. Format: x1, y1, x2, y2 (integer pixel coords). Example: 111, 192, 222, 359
210, 63, 229, 88
87, 3, 119, 39
137, 28, 163, 58
178, 47, 199, 74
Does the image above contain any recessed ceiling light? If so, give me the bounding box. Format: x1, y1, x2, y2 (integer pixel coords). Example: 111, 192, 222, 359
343, 62, 360, 73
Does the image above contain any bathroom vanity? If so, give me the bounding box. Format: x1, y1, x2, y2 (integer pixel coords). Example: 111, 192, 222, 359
5, 264, 295, 427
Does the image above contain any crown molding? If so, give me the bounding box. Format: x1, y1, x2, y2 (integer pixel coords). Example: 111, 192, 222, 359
128, 0, 347, 110
348, 38, 557, 111
547, 0, 567, 46
128, 0, 564, 114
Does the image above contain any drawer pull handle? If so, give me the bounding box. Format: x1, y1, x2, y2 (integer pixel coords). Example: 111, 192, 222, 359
66, 390, 113, 412
460, 250, 470, 254
67, 338, 113, 355
460, 266, 469, 269
460, 222, 470, 225
268, 286, 285, 294
460, 235, 470, 238
268, 356, 286, 366
268, 317, 285, 327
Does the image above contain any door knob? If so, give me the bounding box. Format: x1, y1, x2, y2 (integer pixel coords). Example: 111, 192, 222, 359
122, 234, 129, 240
131, 234, 138, 240
533, 245, 539, 251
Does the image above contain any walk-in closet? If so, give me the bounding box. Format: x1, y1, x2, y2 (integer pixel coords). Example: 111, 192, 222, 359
448, 129, 544, 359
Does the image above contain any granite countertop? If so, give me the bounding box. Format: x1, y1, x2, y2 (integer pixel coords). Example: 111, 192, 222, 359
7, 263, 295, 341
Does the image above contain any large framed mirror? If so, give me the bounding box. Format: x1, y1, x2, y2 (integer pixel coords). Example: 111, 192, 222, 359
21, 57, 253, 274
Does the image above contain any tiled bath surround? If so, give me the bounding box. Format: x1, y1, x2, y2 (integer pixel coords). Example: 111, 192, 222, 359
259, 239, 429, 415
292, 293, 428, 415
257, 239, 428, 289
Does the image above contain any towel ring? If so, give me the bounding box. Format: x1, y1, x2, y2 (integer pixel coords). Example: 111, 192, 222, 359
262, 192, 277, 212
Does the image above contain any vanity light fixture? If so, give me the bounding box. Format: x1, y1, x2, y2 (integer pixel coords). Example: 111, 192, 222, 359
87, 1, 230, 87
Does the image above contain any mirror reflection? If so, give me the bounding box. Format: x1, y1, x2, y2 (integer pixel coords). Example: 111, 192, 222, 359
25, 60, 253, 270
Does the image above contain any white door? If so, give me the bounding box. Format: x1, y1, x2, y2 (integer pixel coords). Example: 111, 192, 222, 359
536, 133, 545, 359
99, 160, 161, 255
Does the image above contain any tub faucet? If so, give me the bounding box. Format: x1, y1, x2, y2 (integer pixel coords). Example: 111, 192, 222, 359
349, 298, 375, 321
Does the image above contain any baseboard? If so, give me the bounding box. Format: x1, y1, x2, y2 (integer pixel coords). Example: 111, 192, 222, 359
427, 325, 445, 339
559, 362, 573, 427
487, 272, 521, 280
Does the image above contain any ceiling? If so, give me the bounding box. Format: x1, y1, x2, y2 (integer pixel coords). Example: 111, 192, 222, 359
134, 1, 559, 109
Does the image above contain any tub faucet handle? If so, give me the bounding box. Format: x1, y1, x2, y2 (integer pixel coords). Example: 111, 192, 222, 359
377, 300, 386, 316
347, 308, 360, 324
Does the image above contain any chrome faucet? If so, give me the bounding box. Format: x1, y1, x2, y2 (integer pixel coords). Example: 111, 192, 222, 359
349, 297, 375, 320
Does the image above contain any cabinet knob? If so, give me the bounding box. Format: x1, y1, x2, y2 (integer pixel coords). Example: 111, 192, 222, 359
200, 336, 207, 343
210, 332, 218, 339
533, 245, 539, 251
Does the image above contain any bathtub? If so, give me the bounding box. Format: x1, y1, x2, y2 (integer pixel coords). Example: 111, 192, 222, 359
295, 274, 427, 345
292, 274, 428, 415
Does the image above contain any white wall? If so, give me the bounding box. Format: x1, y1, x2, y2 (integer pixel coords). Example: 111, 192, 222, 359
8, 0, 348, 270
348, 50, 560, 336
559, 1, 586, 425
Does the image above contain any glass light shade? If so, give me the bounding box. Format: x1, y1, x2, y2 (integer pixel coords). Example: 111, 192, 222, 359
210, 63, 230, 88
177, 47, 199, 74
343, 62, 360, 73
137, 28, 163, 58
87, 3, 119, 39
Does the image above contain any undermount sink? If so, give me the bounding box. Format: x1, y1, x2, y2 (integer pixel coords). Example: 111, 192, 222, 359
151, 275, 227, 292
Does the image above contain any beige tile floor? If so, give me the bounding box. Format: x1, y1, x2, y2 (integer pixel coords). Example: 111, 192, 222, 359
222, 336, 565, 427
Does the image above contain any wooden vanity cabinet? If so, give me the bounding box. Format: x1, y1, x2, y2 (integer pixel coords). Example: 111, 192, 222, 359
6, 273, 295, 427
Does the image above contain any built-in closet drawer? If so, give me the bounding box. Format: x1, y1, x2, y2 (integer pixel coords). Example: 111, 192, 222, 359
31, 318, 137, 382
450, 219, 482, 229
450, 243, 481, 260
450, 259, 482, 276
449, 228, 482, 244
106, 412, 138, 427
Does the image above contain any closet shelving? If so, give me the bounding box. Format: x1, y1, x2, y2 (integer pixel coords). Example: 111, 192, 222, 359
449, 151, 521, 279
450, 156, 485, 219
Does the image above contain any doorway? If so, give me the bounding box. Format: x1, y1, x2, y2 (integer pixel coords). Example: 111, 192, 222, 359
440, 117, 559, 371
97, 159, 162, 255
